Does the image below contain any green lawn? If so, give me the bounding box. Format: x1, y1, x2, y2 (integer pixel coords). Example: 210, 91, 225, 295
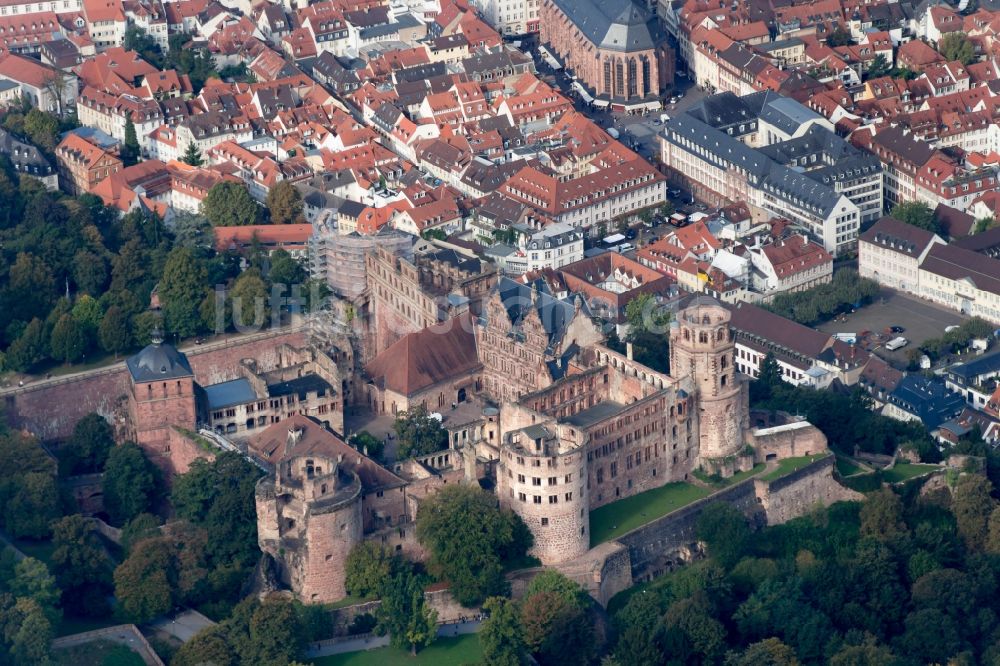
692, 463, 766, 488
53, 639, 144, 666
590, 482, 710, 546
883, 463, 939, 483
326, 595, 375, 610
760, 454, 830, 482
55, 615, 123, 638
311, 634, 481, 666
835, 457, 865, 478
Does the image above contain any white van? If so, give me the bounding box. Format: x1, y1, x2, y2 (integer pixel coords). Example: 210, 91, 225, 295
885, 337, 909, 351
617, 243, 635, 253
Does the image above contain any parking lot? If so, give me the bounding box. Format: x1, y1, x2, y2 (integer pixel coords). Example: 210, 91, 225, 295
816, 288, 967, 367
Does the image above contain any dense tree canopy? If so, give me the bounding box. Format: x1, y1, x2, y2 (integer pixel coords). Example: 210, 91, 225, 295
415, 484, 532, 606
202, 182, 261, 227
103, 442, 161, 527
767, 269, 880, 326
393, 404, 449, 459
940, 32, 977, 65
891, 201, 940, 234
344, 542, 400, 599
265, 181, 304, 225
62, 412, 114, 475
608, 476, 1000, 666
50, 514, 113, 617
0, 426, 59, 539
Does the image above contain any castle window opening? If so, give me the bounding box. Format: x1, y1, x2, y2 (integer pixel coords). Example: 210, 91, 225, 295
541, 517, 548, 526
533, 495, 541, 504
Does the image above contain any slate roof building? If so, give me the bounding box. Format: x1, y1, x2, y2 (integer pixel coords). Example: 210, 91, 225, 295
661, 92, 882, 255
539, 0, 670, 107
884, 374, 966, 430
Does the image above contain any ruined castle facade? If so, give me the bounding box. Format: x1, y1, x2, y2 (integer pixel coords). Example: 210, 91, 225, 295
494, 296, 765, 564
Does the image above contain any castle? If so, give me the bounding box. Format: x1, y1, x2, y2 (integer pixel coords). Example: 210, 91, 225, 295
122, 281, 827, 604
249, 282, 828, 602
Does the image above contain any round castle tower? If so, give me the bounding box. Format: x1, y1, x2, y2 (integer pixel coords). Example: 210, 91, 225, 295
256, 434, 363, 604
498, 425, 590, 564
669, 297, 746, 461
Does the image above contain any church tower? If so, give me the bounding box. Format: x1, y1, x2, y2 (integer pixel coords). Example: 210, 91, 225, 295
669, 297, 748, 461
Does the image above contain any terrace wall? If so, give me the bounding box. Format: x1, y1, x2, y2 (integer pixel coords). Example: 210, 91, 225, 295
614, 455, 858, 584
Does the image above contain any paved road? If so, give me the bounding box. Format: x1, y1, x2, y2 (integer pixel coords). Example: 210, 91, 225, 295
146, 610, 216, 643
303, 620, 482, 659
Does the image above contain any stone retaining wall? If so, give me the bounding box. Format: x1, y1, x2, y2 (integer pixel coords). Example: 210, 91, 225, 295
3, 328, 307, 440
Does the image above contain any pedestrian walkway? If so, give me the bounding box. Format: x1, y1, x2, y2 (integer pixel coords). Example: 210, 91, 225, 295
303, 619, 481, 658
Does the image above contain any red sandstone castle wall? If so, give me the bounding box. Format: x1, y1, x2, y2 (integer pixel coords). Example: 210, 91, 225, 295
4, 329, 309, 441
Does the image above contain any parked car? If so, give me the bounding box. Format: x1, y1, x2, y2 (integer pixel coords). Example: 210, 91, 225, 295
889, 325, 905, 334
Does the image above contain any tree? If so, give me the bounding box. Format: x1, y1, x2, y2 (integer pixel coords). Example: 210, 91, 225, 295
859, 488, 909, 544
696, 501, 751, 569
103, 442, 160, 527
50, 515, 112, 617
202, 182, 259, 227
240, 599, 302, 664
415, 484, 531, 606
122, 115, 140, 166
8, 598, 53, 665
171, 211, 212, 249
865, 53, 891, 79
160, 247, 208, 338
9, 557, 60, 624
521, 589, 594, 666
952, 474, 996, 551
268, 249, 306, 286
660, 595, 728, 663
480, 596, 525, 666
182, 140, 204, 167
2, 472, 59, 539
113, 537, 174, 623
72, 294, 104, 341
64, 413, 114, 474
23, 108, 60, 150
348, 431, 384, 461
612, 590, 663, 666
394, 404, 448, 459
344, 542, 399, 598
266, 181, 303, 225
940, 32, 976, 65
726, 638, 800, 666
99, 305, 130, 357
40, 70, 71, 117
73, 249, 109, 296
49, 313, 87, 363
376, 568, 437, 656
5, 318, 47, 371
750, 353, 782, 404
891, 201, 939, 234
120, 513, 162, 554
975, 216, 996, 234
9, 252, 56, 322
625, 292, 671, 335
170, 453, 263, 603
172, 625, 234, 666
229, 269, 270, 329
827, 27, 854, 46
